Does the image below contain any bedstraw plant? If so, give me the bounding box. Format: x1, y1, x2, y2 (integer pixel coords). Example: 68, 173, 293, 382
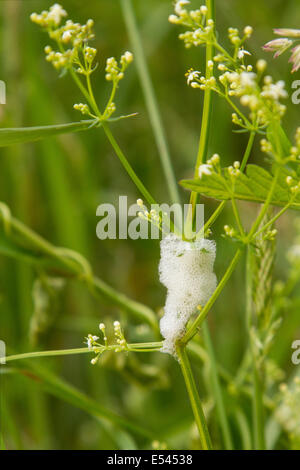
1, 1, 300, 450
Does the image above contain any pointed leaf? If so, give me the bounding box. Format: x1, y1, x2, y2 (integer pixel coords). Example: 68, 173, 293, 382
180, 164, 300, 210
0, 120, 97, 147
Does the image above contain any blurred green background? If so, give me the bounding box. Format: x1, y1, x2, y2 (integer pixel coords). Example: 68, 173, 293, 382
0, 0, 299, 450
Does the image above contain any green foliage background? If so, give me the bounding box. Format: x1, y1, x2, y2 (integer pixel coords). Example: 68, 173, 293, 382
0, 0, 299, 450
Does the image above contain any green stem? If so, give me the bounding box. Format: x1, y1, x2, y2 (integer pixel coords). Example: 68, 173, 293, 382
2, 342, 163, 363
196, 201, 226, 240
223, 95, 252, 129
247, 166, 281, 241
195, 130, 255, 240
182, 249, 243, 343
202, 321, 233, 449
67, 55, 157, 206
188, 0, 215, 223
246, 247, 265, 450
101, 121, 156, 205
176, 345, 213, 450
120, 0, 180, 205
253, 201, 292, 239
231, 197, 245, 236
241, 130, 255, 171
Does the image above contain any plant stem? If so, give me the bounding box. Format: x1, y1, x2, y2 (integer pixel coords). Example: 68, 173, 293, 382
247, 165, 281, 241
246, 246, 266, 450
67, 56, 157, 206
253, 201, 292, 239
188, 0, 215, 223
121, 0, 180, 204
195, 129, 255, 240
2, 342, 163, 363
176, 345, 213, 450
202, 321, 233, 450
101, 121, 156, 205
182, 248, 243, 343
241, 130, 255, 171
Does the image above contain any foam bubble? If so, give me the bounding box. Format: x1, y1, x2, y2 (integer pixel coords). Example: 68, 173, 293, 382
159, 234, 217, 355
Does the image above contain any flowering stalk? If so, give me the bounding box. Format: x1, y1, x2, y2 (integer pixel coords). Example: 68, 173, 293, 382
187, 0, 215, 226
3, 341, 163, 364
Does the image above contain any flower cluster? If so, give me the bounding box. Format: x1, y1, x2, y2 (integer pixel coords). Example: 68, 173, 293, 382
103, 52, 134, 118
159, 234, 217, 356
85, 320, 128, 365
31, 4, 96, 75
168, 1, 214, 48
186, 59, 288, 127
30, 4, 67, 28
263, 28, 300, 73
31, 4, 134, 121
137, 198, 162, 231
198, 153, 220, 178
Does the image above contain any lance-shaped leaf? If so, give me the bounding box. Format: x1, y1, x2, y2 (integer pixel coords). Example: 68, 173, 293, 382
0, 120, 98, 147
0, 114, 136, 147
180, 164, 300, 210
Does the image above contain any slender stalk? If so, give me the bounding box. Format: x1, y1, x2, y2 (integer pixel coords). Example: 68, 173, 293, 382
121, 0, 180, 204
231, 197, 245, 236
196, 201, 226, 240
253, 201, 292, 239
202, 321, 233, 450
241, 130, 255, 171
66, 51, 157, 206
101, 122, 157, 205
246, 247, 266, 450
247, 165, 281, 241
182, 249, 243, 344
187, 0, 215, 226
195, 130, 255, 240
2, 342, 163, 364
194, 1, 215, 173
176, 345, 213, 450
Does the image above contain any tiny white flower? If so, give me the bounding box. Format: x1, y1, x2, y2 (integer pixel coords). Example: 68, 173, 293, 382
175, 0, 190, 15
198, 164, 213, 178
237, 48, 251, 59
240, 71, 256, 88
62, 31, 72, 43
186, 70, 201, 85
48, 3, 67, 26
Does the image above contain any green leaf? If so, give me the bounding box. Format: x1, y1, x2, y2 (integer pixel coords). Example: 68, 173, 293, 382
180, 164, 300, 210
0, 114, 137, 147
0, 120, 97, 147
267, 121, 292, 159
